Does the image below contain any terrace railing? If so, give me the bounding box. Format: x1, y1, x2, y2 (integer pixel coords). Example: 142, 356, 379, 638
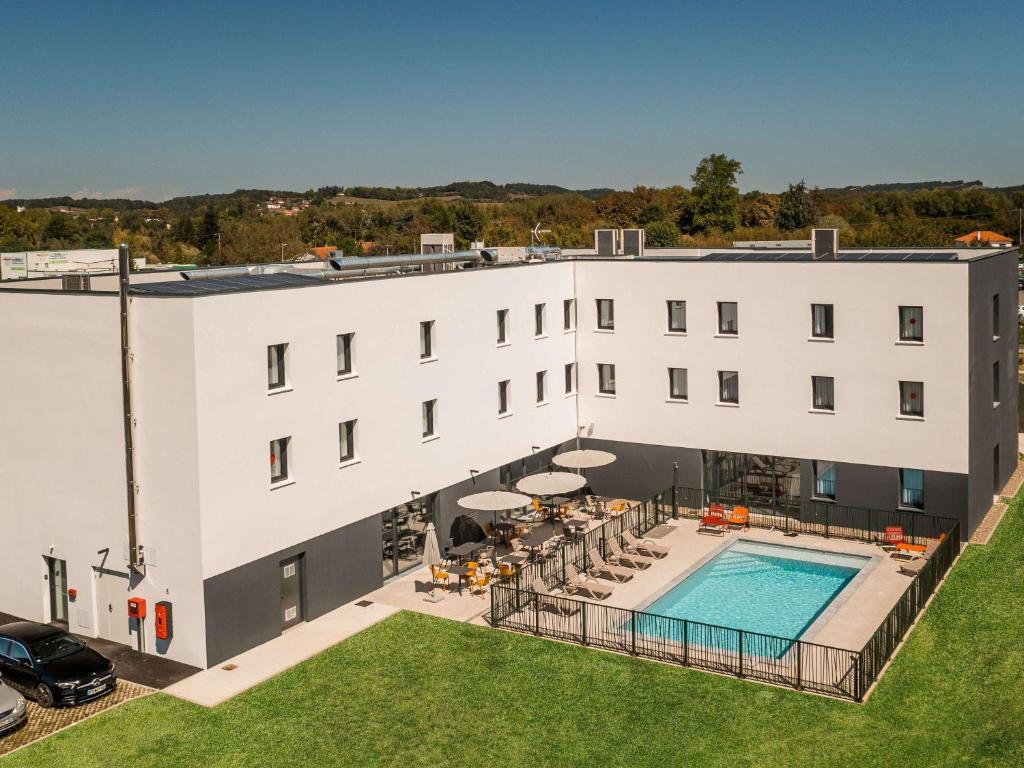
490, 485, 961, 702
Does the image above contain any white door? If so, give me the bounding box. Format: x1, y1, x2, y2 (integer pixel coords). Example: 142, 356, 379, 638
95, 569, 132, 646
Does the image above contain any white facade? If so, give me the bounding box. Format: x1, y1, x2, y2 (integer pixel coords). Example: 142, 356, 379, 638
0, 249, 1014, 668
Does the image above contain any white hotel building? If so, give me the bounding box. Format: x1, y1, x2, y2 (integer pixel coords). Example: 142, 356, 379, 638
0, 232, 1017, 668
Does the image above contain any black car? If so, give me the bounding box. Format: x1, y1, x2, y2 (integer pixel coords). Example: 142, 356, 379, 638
0, 622, 116, 708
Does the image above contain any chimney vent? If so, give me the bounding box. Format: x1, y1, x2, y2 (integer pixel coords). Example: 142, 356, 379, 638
812, 228, 838, 260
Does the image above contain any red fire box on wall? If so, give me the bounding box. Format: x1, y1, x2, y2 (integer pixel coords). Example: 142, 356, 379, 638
127, 597, 147, 619
154, 601, 172, 641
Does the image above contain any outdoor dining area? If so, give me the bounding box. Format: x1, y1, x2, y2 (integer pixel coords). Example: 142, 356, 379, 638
423, 449, 635, 600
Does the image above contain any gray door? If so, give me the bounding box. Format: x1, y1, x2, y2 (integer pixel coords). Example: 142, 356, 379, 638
95, 569, 133, 647
45, 557, 69, 625
279, 555, 304, 631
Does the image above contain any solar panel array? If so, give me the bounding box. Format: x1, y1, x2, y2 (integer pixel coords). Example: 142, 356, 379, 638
699, 251, 958, 262
131, 272, 326, 296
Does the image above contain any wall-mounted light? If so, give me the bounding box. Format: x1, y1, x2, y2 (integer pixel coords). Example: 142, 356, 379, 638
469, 469, 480, 485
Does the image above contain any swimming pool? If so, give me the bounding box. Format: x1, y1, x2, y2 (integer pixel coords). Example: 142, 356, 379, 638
634, 540, 869, 645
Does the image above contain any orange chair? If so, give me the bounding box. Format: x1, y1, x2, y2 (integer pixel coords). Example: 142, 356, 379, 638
497, 563, 516, 582
471, 573, 492, 597
460, 561, 478, 590
726, 506, 750, 529
884, 526, 905, 548
429, 564, 450, 590
896, 531, 945, 554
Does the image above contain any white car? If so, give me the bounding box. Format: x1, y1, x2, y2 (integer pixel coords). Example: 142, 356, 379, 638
0, 679, 28, 736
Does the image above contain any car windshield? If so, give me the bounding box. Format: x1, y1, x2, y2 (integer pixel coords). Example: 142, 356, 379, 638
29, 633, 86, 663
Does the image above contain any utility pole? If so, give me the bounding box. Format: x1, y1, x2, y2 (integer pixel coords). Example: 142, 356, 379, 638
280, 242, 288, 261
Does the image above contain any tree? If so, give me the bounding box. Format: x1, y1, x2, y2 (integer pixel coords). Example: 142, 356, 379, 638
740, 193, 779, 228
195, 207, 220, 255
0, 205, 37, 249
173, 215, 196, 246
775, 181, 819, 230
689, 154, 742, 233
643, 220, 680, 247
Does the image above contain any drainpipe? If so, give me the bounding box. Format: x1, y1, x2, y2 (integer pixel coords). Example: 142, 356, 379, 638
119, 244, 144, 575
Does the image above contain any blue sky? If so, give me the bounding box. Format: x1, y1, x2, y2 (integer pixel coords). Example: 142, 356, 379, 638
1, 0, 1021, 201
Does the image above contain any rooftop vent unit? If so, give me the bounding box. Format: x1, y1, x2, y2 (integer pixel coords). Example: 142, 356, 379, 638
812, 228, 838, 260
420, 233, 455, 255
595, 229, 619, 256
61, 272, 91, 291
621, 228, 645, 257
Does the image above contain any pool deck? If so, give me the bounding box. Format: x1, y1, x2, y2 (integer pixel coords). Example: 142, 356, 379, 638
472, 518, 914, 652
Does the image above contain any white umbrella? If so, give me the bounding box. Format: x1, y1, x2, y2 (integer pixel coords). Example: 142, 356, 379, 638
516, 471, 587, 496
422, 522, 441, 565
457, 490, 532, 511
552, 449, 616, 469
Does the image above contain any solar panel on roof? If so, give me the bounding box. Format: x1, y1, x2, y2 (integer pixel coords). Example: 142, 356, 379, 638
131, 272, 325, 296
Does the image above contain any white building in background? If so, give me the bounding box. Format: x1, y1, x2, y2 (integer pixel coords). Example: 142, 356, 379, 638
0, 231, 1016, 669
0, 248, 142, 280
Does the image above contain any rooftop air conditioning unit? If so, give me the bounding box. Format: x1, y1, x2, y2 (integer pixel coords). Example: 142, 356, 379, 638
594, 229, 618, 256
61, 273, 91, 291
621, 228, 645, 257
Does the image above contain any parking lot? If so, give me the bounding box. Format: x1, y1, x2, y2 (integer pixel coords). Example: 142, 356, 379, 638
0, 680, 151, 757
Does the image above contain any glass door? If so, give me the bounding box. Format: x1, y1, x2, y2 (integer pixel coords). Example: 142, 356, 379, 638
45, 557, 69, 625
382, 495, 437, 579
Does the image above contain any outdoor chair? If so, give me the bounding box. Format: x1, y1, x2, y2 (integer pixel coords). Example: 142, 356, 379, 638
622, 530, 669, 558
586, 548, 634, 582
429, 564, 450, 590
606, 538, 654, 569
564, 564, 614, 599
895, 531, 945, 555
530, 578, 574, 616
726, 506, 750, 529
497, 563, 516, 582
460, 562, 478, 590
471, 573, 492, 597
698, 513, 728, 535
882, 526, 905, 550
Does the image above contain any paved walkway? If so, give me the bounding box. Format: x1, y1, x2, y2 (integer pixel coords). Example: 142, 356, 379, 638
0, 612, 197, 689
163, 599, 398, 708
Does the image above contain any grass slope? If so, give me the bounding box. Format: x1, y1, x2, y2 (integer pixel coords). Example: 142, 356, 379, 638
7, 501, 1024, 768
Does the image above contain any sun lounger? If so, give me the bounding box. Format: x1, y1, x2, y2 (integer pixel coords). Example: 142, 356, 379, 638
698, 514, 728, 535
531, 578, 574, 615
606, 538, 655, 569
564, 564, 614, 599
893, 537, 942, 575
587, 548, 634, 582
622, 530, 669, 558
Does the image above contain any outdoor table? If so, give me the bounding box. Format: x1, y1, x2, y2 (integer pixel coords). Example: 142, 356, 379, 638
494, 520, 517, 545
519, 530, 554, 560
500, 552, 529, 566
446, 540, 486, 563
445, 565, 474, 594
562, 518, 589, 536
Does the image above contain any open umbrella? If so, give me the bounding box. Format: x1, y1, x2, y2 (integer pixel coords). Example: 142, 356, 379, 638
516, 471, 587, 496
552, 449, 616, 469
457, 490, 533, 512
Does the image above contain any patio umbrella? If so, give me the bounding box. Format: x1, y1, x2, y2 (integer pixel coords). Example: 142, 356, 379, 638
516, 471, 587, 496
457, 490, 533, 512
422, 522, 441, 566
552, 449, 616, 469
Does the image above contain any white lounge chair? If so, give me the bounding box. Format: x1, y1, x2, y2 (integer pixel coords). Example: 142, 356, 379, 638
565, 564, 614, 599
587, 548, 634, 582
622, 530, 669, 558
607, 538, 655, 569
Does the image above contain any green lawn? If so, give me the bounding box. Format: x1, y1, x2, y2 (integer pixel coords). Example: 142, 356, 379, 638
7, 500, 1024, 768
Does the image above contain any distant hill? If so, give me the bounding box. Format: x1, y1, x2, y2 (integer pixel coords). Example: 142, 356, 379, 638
343, 181, 614, 202
819, 180, 984, 194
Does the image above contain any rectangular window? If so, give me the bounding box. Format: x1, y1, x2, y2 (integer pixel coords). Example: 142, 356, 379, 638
564, 362, 576, 394
992, 294, 1000, 338
536, 370, 547, 403
899, 381, 924, 417
534, 303, 546, 336
993, 360, 1000, 405
336, 333, 354, 376
718, 370, 739, 404
899, 468, 924, 510
898, 306, 923, 342
668, 367, 688, 400
563, 299, 576, 331
811, 304, 833, 339
813, 461, 836, 500
270, 437, 290, 483
717, 302, 738, 335
498, 379, 511, 414
598, 363, 616, 395
338, 419, 357, 463
419, 321, 434, 359
267, 343, 287, 390
496, 309, 508, 344
596, 299, 615, 330
812, 375, 835, 411
667, 300, 687, 332
422, 399, 436, 438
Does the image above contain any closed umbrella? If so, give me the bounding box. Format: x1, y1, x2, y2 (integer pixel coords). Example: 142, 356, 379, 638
423, 522, 441, 566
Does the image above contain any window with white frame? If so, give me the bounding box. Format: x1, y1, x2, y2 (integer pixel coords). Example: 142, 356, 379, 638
717, 302, 738, 335
667, 300, 687, 332
898, 306, 923, 342
497, 309, 509, 344
596, 299, 614, 330
419, 320, 435, 359
718, 370, 739, 403
563, 299, 576, 331
899, 468, 924, 510
534, 303, 546, 337
270, 437, 290, 483
813, 461, 836, 500
598, 363, 616, 394
668, 367, 688, 400
564, 362, 576, 395
812, 376, 835, 411
536, 370, 547, 403
811, 304, 833, 339
422, 399, 437, 438
498, 379, 511, 414
267, 343, 287, 390
336, 333, 354, 376
338, 419, 357, 463
899, 381, 924, 417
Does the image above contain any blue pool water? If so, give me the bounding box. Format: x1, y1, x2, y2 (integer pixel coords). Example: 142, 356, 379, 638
635, 540, 868, 644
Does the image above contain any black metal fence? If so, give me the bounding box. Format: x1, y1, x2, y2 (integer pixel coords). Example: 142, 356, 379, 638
490, 485, 961, 702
